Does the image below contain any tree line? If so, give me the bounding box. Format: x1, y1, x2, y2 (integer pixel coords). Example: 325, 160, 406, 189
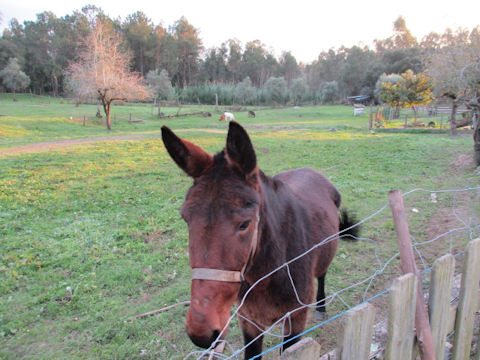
0, 7, 479, 109
1, 8, 479, 162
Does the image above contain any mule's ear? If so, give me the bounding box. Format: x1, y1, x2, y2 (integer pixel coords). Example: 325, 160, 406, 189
226, 121, 257, 175
161, 126, 213, 178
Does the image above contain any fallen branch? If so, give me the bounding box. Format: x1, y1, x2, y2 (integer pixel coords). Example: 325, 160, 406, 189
127, 300, 190, 321
159, 111, 205, 119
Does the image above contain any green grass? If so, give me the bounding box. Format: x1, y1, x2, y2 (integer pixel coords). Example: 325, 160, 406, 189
1, 94, 479, 359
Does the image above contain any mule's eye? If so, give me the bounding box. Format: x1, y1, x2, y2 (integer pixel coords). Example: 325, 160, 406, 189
238, 220, 251, 231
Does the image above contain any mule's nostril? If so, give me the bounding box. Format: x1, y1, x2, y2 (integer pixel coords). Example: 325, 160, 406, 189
207, 330, 223, 349
211, 330, 221, 345
187, 329, 222, 349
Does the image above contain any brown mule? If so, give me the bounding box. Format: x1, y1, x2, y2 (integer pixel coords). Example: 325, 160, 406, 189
161, 121, 358, 359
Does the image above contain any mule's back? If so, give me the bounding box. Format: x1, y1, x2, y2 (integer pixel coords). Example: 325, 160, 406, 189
275, 167, 340, 207
274, 167, 341, 275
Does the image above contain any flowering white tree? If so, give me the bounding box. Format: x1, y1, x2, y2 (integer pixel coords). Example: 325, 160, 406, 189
65, 21, 151, 130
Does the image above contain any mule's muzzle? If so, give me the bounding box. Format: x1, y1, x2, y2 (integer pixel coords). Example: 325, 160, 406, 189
187, 329, 221, 349
185, 280, 239, 350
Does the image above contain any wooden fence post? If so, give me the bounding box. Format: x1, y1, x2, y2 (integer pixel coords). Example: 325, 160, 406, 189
388, 190, 436, 360
477, 340, 480, 360
428, 254, 455, 360
368, 106, 373, 130
452, 238, 480, 360
336, 302, 375, 360
280, 337, 321, 360
385, 273, 417, 360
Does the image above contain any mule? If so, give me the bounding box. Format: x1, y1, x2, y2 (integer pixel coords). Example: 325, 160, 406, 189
161, 121, 358, 359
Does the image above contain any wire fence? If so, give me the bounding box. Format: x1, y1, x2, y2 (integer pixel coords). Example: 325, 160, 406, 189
177, 185, 480, 360
368, 105, 474, 130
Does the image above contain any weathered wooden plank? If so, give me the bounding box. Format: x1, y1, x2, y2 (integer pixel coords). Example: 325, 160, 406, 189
280, 337, 321, 360
385, 273, 417, 360
447, 303, 457, 334
428, 253, 455, 360
446, 287, 480, 333
452, 238, 480, 360
476, 332, 480, 360
336, 302, 376, 360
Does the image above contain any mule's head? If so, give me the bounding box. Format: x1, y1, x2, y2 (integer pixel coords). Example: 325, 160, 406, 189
161, 121, 261, 349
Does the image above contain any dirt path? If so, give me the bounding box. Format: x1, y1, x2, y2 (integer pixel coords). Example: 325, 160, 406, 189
0, 129, 227, 156
0, 134, 158, 155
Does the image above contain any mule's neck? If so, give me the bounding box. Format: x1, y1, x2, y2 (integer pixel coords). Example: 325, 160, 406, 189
243, 171, 291, 284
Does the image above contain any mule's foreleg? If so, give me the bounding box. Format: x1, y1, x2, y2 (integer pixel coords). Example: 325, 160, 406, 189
239, 317, 264, 360
242, 331, 263, 360
280, 308, 308, 354
315, 273, 327, 320
281, 333, 301, 353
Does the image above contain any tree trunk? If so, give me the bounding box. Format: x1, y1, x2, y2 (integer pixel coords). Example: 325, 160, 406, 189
455, 115, 472, 129
103, 101, 112, 131
474, 112, 480, 166
393, 106, 400, 119
449, 101, 458, 136
52, 74, 58, 97
140, 48, 145, 76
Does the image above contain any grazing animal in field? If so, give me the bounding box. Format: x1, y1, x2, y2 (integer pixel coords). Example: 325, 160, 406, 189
248, 110, 256, 118
203, 112, 212, 117
219, 112, 235, 121
161, 122, 358, 359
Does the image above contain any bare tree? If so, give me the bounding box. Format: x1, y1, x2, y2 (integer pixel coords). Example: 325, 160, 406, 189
65, 21, 151, 130
425, 27, 480, 135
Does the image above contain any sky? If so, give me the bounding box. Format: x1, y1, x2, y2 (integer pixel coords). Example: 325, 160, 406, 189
1, 0, 479, 64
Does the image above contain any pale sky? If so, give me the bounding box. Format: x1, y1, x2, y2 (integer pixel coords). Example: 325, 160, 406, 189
1, 0, 479, 63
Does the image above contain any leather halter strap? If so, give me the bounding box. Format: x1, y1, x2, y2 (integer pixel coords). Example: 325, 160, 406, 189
191, 213, 260, 283
191, 268, 243, 282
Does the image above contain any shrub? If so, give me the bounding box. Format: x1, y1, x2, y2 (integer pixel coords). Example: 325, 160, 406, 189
235, 77, 257, 105
264, 76, 287, 104
290, 78, 309, 105
318, 81, 339, 104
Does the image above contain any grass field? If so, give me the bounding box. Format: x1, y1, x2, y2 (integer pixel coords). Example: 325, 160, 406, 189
1, 94, 479, 359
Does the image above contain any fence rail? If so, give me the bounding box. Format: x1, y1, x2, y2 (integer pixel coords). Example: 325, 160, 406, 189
368, 105, 474, 130
282, 238, 480, 360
